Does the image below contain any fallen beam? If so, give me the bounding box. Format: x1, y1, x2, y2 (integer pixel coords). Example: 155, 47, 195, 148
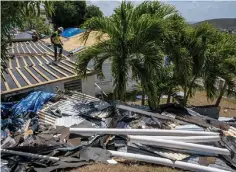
128, 135, 230, 156
1, 149, 60, 161
116, 104, 174, 120
128, 135, 221, 143
69, 128, 219, 136
108, 150, 230, 172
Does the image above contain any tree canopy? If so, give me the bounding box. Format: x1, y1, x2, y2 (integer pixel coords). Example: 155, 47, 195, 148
51, 2, 103, 29
85, 5, 103, 19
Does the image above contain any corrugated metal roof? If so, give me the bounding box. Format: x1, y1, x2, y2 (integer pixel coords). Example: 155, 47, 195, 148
39, 92, 110, 127
1, 41, 93, 95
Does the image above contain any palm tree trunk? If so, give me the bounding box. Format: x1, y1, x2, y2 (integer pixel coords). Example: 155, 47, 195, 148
215, 82, 227, 107
141, 89, 145, 105
166, 91, 171, 104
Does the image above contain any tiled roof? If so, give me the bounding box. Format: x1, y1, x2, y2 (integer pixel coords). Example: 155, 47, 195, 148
1, 41, 88, 95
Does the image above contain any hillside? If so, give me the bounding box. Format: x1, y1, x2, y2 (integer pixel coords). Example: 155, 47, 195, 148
192, 18, 236, 29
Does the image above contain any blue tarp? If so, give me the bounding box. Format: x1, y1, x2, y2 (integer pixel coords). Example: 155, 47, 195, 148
11, 91, 55, 116
1, 91, 55, 135
61, 28, 84, 38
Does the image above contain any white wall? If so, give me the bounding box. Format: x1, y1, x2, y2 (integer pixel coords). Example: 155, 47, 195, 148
82, 75, 96, 96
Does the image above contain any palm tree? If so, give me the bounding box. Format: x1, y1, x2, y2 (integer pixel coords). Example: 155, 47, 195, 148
76, 1, 178, 102
203, 31, 236, 106
164, 22, 214, 106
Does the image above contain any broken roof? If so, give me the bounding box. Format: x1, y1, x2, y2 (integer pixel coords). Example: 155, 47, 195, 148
1, 41, 93, 95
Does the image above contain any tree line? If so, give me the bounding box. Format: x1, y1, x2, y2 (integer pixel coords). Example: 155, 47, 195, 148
76, 1, 236, 108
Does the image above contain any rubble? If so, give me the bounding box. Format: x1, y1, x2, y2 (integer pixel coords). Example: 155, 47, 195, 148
1, 91, 236, 172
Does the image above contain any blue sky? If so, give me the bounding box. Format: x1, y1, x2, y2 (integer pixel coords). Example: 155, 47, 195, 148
87, 1, 236, 22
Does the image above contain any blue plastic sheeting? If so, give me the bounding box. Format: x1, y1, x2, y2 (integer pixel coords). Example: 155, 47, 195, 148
61, 28, 84, 38
1, 103, 15, 118
11, 91, 55, 116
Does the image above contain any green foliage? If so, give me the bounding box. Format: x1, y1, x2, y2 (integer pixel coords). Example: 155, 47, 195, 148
1, 1, 53, 76
85, 5, 103, 19
77, 1, 178, 102
51, 1, 87, 28
203, 30, 236, 104
21, 16, 52, 35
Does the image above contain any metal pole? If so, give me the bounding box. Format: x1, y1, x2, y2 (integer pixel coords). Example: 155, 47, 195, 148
69, 128, 219, 136
1, 149, 60, 161
128, 135, 221, 143
108, 150, 230, 172
128, 135, 230, 156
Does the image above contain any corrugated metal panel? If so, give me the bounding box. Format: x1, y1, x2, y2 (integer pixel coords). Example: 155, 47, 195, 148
40, 92, 103, 127
55, 116, 85, 127
64, 79, 82, 92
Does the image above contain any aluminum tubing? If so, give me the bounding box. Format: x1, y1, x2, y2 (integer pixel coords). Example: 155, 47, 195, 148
128, 135, 221, 143
1, 149, 60, 161
69, 128, 219, 136
128, 136, 230, 156
108, 150, 230, 172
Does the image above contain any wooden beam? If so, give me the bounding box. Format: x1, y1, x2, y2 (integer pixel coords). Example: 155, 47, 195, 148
27, 56, 35, 66
32, 66, 50, 81
2, 79, 10, 91
41, 56, 50, 63
1, 70, 95, 95
9, 59, 13, 69
16, 44, 20, 54
29, 42, 38, 53
48, 65, 69, 77
7, 68, 21, 88
34, 56, 43, 64
2, 75, 77, 94
25, 45, 32, 53
15, 57, 20, 68
61, 60, 76, 69
16, 68, 32, 85
36, 42, 49, 53
24, 66, 41, 83
39, 65, 60, 79
56, 63, 75, 74
39, 41, 70, 60
21, 45, 26, 53
21, 56, 28, 66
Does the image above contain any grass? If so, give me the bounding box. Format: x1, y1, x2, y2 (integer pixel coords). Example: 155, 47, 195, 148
133, 91, 236, 117
73, 163, 182, 172
189, 91, 236, 117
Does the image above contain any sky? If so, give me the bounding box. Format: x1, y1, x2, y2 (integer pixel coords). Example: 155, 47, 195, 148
87, 1, 236, 22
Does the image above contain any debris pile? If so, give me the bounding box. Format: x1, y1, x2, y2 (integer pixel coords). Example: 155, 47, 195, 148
1, 91, 236, 172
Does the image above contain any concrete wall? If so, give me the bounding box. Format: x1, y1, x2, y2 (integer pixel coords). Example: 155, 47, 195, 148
82, 75, 96, 96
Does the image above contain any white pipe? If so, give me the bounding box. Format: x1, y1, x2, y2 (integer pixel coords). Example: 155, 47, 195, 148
128, 136, 230, 156
128, 135, 221, 143
69, 128, 219, 136
108, 150, 230, 172
1, 149, 60, 161
116, 104, 173, 120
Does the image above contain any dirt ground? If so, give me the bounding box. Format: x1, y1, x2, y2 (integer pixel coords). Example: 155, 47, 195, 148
73, 163, 182, 172
189, 91, 236, 117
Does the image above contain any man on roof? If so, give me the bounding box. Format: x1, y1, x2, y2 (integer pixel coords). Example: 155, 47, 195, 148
51, 27, 64, 62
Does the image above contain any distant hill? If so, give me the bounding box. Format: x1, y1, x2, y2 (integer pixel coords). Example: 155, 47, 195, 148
192, 18, 236, 29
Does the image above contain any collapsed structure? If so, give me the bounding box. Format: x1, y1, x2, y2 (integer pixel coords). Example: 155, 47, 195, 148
1, 91, 236, 172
